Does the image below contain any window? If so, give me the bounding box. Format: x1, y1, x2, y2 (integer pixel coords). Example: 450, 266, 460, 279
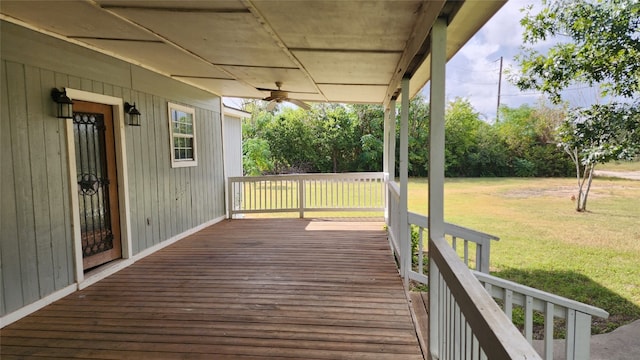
168, 102, 197, 167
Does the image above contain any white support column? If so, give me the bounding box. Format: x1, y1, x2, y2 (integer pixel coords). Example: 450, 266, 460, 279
399, 79, 410, 283
383, 107, 390, 177
388, 99, 397, 181
429, 16, 447, 357
383, 106, 390, 223
428, 17, 447, 245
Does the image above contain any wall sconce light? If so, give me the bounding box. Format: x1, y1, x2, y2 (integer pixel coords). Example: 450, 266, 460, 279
51, 88, 74, 119
124, 102, 141, 126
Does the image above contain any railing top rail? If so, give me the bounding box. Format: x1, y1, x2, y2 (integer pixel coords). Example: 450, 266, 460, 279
408, 211, 500, 244
431, 236, 542, 359
229, 172, 384, 182
473, 271, 610, 319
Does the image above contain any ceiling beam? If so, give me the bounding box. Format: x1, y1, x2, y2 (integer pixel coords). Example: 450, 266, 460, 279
241, 0, 328, 102
383, 0, 445, 109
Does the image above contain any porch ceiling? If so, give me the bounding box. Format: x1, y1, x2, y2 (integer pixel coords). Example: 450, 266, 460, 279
0, 0, 505, 106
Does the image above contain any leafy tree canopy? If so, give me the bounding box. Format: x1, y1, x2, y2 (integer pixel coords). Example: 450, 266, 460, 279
514, 0, 640, 103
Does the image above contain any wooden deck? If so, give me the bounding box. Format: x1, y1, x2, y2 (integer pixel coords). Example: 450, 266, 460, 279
1, 219, 424, 359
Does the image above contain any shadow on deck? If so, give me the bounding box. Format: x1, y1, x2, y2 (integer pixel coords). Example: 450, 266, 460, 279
1, 219, 424, 359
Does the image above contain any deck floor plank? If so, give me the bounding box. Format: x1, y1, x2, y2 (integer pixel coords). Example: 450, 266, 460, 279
1, 219, 423, 359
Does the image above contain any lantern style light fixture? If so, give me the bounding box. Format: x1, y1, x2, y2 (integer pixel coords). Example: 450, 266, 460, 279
51, 88, 74, 119
124, 102, 142, 126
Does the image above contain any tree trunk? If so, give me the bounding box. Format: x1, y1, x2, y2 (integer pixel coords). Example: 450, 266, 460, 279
580, 163, 596, 211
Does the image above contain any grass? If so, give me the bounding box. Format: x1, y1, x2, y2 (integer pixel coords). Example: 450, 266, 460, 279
408, 177, 640, 334
598, 159, 640, 171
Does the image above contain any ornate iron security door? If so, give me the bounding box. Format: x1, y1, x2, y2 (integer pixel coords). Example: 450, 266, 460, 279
73, 101, 121, 270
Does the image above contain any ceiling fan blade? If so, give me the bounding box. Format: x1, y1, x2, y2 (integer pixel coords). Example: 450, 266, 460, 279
257, 87, 276, 92
266, 101, 277, 111
263, 96, 275, 101
288, 98, 311, 110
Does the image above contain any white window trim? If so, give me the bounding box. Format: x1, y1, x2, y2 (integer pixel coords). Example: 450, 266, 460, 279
168, 102, 197, 168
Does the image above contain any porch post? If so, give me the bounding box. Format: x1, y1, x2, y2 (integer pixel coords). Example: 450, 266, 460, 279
387, 99, 397, 181
429, 16, 447, 356
399, 78, 410, 284
383, 100, 396, 224
428, 18, 446, 239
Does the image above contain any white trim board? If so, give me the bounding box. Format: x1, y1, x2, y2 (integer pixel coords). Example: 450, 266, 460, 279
0, 284, 77, 328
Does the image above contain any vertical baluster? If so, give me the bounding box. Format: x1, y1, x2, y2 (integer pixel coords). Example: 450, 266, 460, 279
454, 301, 461, 360
341, 177, 344, 208
565, 308, 576, 360
447, 287, 451, 360
440, 271, 446, 358
574, 312, 592, 360
464, 240, 470, 268
472, 334, 480, 360
251, 181, 255, 210
525, 295, 534, 343
465, 315, 472, 359
418, 228, 424, 274
504, 289, 513, 321
544, 302, 555, 360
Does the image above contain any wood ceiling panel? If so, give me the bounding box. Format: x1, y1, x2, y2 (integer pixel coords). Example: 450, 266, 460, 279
107, 9, 295, 68
98, 0, 247, 11
219, 66, 317, 94
319, 84, 387, 104
255, 0, 421, 51
293, 51, 400, 85
175, 77, 265, 99
0, 1, 157, 40
80, 39, 231, 79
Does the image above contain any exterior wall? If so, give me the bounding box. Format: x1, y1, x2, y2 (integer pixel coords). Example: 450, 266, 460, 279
0, 21, 226, 317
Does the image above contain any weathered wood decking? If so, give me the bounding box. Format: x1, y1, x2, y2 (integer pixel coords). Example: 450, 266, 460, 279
1, 219, 424, 359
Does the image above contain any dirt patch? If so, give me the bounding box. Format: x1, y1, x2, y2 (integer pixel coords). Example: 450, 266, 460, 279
595, 170, 640, 181
501, 186, 576, 199
500, 184, 632, 199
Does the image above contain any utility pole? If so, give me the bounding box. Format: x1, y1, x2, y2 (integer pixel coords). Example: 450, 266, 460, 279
496, 56, 503, 122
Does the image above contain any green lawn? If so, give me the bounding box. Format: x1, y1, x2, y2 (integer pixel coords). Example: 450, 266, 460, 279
408, 177, 640, 333
598, 160, 640, 171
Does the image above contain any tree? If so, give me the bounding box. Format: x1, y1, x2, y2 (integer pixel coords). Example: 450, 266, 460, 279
444, 98, 485, 176
514, 0, 640, 103
558, 103, 640, 211
312, 104, 359, 173
243, 138, 274, 175
513, 0, 640, 209
496, 103, 572, 177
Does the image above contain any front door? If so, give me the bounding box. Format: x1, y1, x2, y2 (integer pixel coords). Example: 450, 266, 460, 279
73, 101, 122, 270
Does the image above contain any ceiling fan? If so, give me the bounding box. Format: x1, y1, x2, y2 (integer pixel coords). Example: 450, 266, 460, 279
261, 82, 311, 111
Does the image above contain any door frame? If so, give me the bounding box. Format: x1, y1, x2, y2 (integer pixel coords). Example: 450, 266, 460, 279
65, 89, 132, 285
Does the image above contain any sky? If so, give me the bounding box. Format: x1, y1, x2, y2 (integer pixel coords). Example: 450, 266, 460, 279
441, 0, 602, 121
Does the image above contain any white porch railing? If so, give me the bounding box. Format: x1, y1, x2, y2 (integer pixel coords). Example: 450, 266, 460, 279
388, 180, 608, 360
387, 181, 498, 280
228, 172, 384, 218
474, 271, 609, 360
428, 235, 542, 359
